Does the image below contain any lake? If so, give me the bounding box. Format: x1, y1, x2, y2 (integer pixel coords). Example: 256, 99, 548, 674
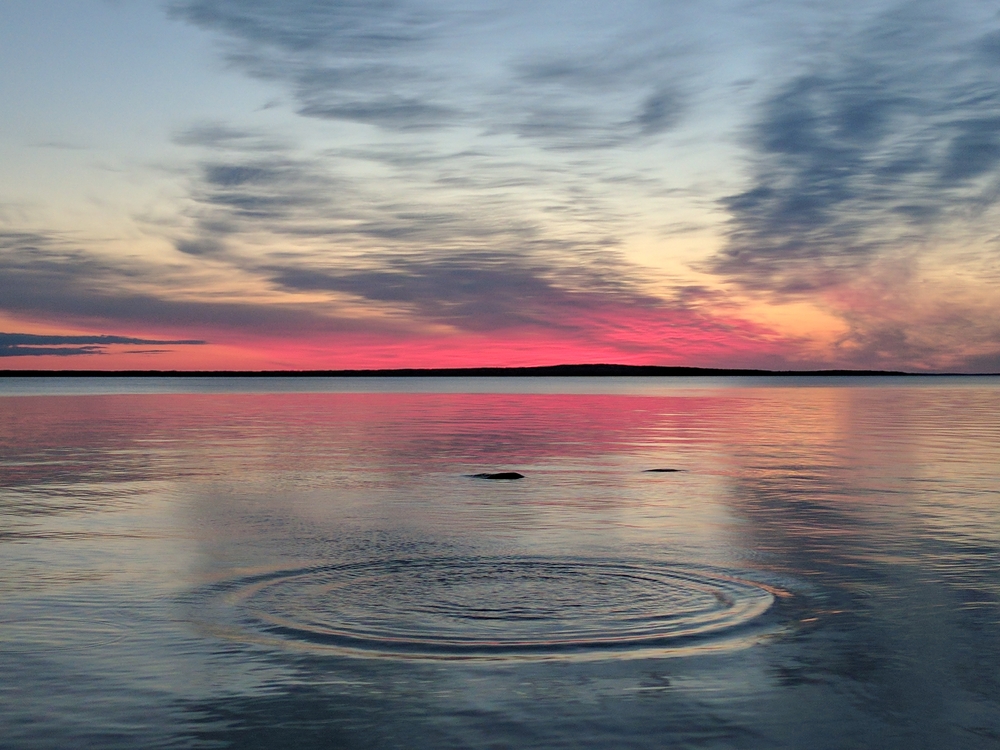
1, 376, 998, 748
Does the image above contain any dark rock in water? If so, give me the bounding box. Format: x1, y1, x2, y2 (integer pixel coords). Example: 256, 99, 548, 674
644, 468, 683, 473
470, 472, 525, 480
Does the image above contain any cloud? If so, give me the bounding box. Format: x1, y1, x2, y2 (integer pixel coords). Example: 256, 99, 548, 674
179, 176, 640, 333
958, 349, 1000, 373
151, 124, 791, 364
170, 0, 436, 54
166, 129, 670, 338
173, 123, 285, 152
0, 231, 391, 337
503, 42, 688, 149
175, 148, 538, 249
169, 0, 455, 131
835, 259, 1000, 371
298, 96, 459, 129
162, 2, 699, 353
710, 2, 1000, 294
502, 91, 683, 151
0, 346, 106, 357
168, 0, 688, 146
0, 332, 205, 357
0, 219, 790, 367
192, 158, 334, 221
0, 333, 205, 345
635, 89, 683, 136
265, 250, 651, 332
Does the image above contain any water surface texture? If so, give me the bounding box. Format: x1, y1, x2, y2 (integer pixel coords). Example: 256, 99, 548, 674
1, 377, 998, 748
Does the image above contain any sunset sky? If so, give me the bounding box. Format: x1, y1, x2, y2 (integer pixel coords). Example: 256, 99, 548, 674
3, 0, 1000, 371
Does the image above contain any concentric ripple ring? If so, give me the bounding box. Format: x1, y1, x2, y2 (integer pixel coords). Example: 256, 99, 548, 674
206, 557, 781, 659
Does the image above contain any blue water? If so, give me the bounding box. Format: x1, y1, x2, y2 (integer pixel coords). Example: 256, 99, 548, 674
1, 377, 998, 748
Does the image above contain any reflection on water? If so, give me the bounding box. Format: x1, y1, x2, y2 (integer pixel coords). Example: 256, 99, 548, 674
1, 378, 999, 748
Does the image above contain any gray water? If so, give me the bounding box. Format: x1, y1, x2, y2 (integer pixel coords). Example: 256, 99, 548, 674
1, 377, 998, 748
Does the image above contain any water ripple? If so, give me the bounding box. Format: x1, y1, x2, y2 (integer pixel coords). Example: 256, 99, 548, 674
199, 557, 782, 659
0, 615, 126, 651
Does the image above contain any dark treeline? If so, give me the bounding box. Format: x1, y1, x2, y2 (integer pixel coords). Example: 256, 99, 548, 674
0, 364, 934, 377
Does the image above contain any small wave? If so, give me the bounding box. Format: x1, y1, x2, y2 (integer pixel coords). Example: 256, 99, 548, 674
197, 557, 783, 660
0, 615, 126, 650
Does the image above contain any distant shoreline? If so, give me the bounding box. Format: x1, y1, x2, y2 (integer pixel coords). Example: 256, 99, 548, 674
0, 364, 991, 377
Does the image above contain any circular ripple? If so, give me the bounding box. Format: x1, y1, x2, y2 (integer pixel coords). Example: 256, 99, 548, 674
208, 558, 779, 659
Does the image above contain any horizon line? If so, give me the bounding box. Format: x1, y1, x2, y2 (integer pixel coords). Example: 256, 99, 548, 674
1, 363, 996, 377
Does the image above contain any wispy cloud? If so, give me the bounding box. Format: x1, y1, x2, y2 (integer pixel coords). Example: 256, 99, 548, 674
161, 1, 718, 352
712, 2, 1000, 294
265, 251, 648, 332
0, 223, 788, 366
0, 332, 205, 357
168, 131, 679, 339
501, 39, 688, 149
691, 1, 1000, 369
0, 231, 383, 337
169, 0, 457, 130
168, 0, 691, 146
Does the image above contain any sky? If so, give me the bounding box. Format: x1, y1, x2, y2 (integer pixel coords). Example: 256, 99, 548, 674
3, 0, 1000, 371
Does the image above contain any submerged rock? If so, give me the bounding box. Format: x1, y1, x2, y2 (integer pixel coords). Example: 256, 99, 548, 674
644, 468, 683, 473
470, 472, 525, 480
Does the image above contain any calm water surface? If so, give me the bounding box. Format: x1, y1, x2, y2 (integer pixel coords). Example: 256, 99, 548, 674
1, 377, 998, 748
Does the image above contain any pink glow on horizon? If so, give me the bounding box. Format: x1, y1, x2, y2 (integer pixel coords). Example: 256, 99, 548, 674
1, 301, 795, 370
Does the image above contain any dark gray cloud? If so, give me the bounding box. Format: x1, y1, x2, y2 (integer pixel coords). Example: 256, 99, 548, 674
711, 3, 1000, 293
194, 159, 331, 220
173, 156, 350, 254
170, 0, 435, 54
504, 42, 687, 149
173, 123, 285, 152
169, 0, 456, 131
298, 97, 459, 129
175, 238, 226, 256
504, 90, 683, 151
635, 89, 683, 136
0, 333, 204, 345
266, 250, 654, 332
0, 333, 205, 357
514, 49, 661, 91
175, 148, 543, 251
958, 349, 1000, 374
1, 346, 105, 357
0, 231, 390, 336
